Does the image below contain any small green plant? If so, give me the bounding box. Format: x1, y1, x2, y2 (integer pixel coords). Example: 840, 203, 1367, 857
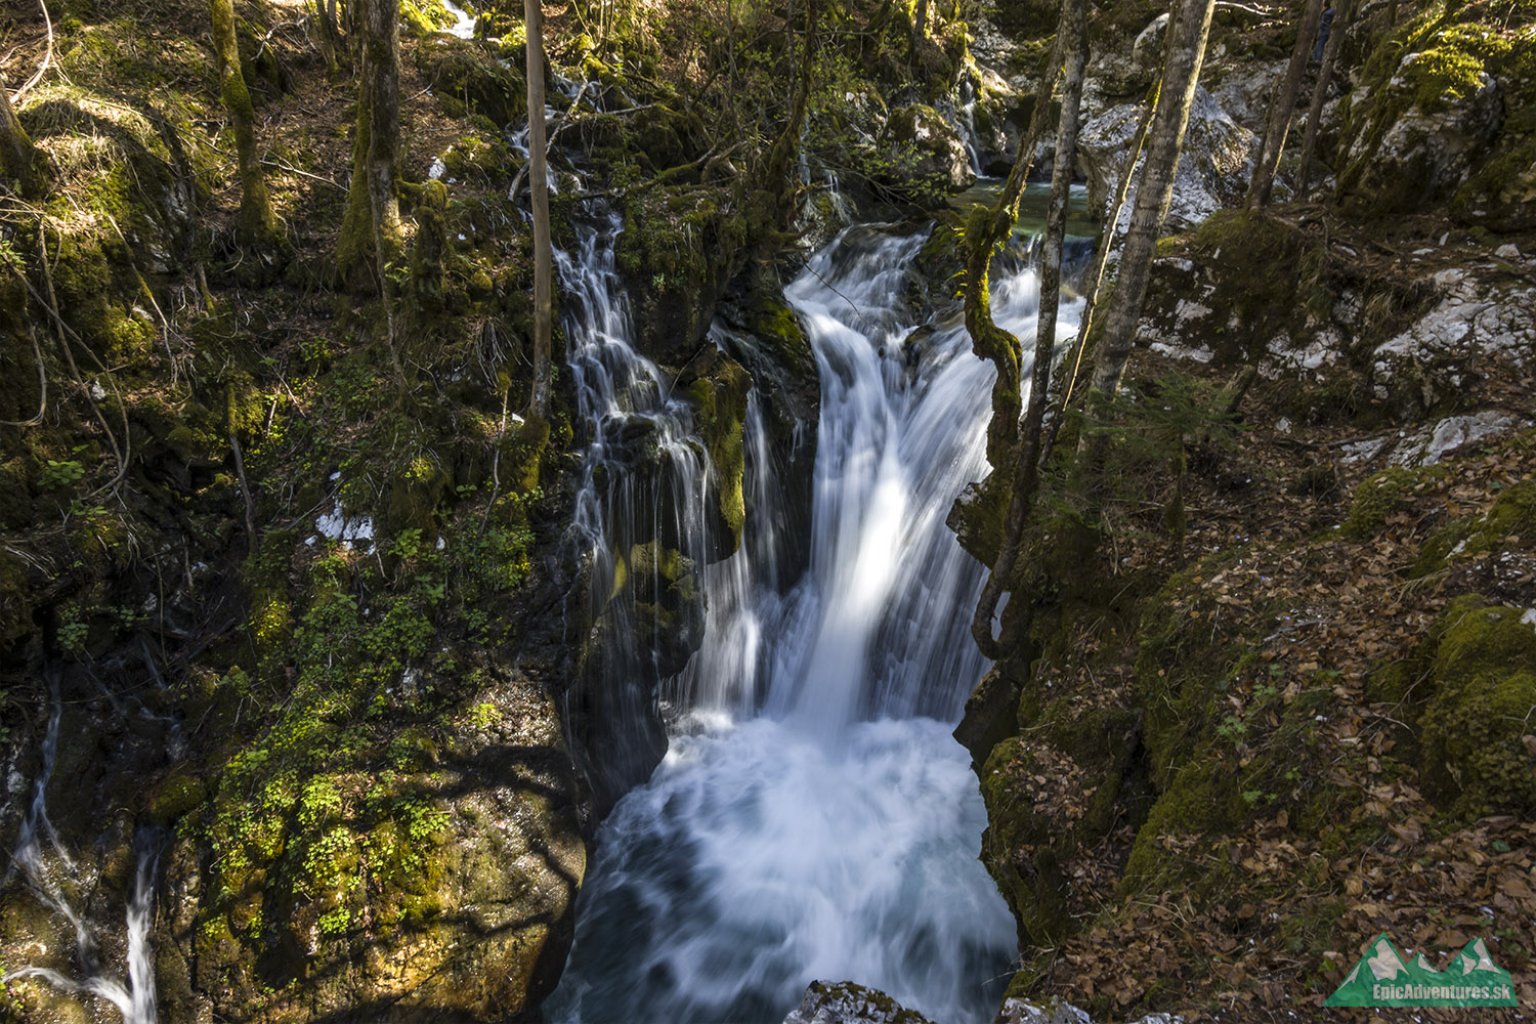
41, 459, 86, 490
1216, 714, 1248, 744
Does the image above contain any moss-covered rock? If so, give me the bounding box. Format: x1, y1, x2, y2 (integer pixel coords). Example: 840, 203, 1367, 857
1342, 464, 1447, 539
616, 181, 748, 368
1413, 477, 1536, 575
1418, 597, 1536, 817
684, 350, 751, 548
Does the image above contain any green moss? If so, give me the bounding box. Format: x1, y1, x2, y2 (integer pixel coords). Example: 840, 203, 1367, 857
1419, 597, 1536, 816
1343, 464, 1447, 539
1122, 755, 1244, 890
687, 354, 751, 545
402, 0, 456, 37
1414, 477, 1536, 574
1174, 210, 1330, 364
150, 772, 209, 824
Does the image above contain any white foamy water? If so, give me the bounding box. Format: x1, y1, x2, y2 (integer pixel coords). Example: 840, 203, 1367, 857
549, 220, 1081, 1023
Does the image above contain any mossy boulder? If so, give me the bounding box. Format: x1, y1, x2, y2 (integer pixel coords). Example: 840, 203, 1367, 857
1413, 477, 1536, 576
875, 103, 977, 202
1342, 464, 1447, 539
1338, 7, 1527, 217
1418, 597, 1536, 817
413, 35, 526, 126
616, 182, 748, 368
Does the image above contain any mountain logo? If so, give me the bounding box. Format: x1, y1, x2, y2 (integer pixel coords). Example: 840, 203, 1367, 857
1326, 933, 1518, 1007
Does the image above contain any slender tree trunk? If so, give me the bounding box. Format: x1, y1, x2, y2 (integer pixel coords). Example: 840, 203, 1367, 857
0, 72, 42, 197
337, 0, 402, 288
970, 0, 1088, 659
761, 0, 818, 231
1297, 0, 1354, 195
1087, 0, 1217, 399
525, 0, 554, 420
1246, 0, 1327, 207
911, 0, 930, 55
1053, 83, 1159, 425
210, 0, 278, 244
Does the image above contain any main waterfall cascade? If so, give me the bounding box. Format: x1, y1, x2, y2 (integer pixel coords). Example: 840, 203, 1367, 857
549, 217, 1084, 1023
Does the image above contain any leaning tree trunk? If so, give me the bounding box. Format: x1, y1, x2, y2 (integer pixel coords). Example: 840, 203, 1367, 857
337, 0, 402, 289
970, 0, 1089, 659
210, 0, 278, 244
0, 72, 41, 197
960, 29, 1065, 482
1246, 0, 1327, 207
1297, 0, 1355, 195
524, 0, 554, 420
1087, 0, 1217, 399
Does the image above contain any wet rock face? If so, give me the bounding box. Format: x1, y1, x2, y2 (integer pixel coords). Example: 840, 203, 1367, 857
783, 981, 940, 1024
1077, 87, 1257, 231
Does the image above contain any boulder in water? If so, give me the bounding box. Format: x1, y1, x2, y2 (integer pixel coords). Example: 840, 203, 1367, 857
878, 104, 978, 198
782, 981, 940, 1024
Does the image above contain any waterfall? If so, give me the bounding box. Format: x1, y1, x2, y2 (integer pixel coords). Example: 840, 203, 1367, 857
4, 680, 163, 1024
548, 219, 1083, 1023
560, 208, 734, 801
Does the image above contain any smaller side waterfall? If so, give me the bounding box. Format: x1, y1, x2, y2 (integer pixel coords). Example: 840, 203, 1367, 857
559, 207, 741, 803
4, 681, 163, 1024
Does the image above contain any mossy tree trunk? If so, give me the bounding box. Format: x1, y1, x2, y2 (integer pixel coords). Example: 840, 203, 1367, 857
1246, 0, 1327, 207
1297, 0, 1355, 195
0, 72, 42, 197
960, 29, 1064, 487
210, 0, 279, 244
969, 0, 1088, 659
910, 0, 930, 53
1087, 0, 1217, 399
525, 0, 554, 420
337, 0, 403, 290
760, 0, 819, 234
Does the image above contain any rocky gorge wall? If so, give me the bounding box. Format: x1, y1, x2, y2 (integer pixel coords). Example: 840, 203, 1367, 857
947, 0, 1536, 1018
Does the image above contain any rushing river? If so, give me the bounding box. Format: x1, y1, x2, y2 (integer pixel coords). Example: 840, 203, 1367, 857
548, 218, 1084, 1023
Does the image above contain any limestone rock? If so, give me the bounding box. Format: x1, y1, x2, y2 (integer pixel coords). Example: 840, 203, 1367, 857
1344, 63, 1502, 213
996, 998, 1182, 1024
880, 104, 978, 194
1369, 268, 1535, 412
1077, 87, 1256, 231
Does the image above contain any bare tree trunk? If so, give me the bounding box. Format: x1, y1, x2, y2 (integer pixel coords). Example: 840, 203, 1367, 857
1297, 0, 1354, 195
337, 0, 402, 288
970, 0, 1088, 659
1247, 0, 1327, 207
525, 0, 554, 420
1053, 83, 1159, 428
210, 0, 278, 244
1087, 0, 1217, 399
0, 72, 42, 197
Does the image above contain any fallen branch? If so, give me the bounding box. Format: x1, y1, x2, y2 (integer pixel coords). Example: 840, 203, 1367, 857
14, 0, 55, 101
